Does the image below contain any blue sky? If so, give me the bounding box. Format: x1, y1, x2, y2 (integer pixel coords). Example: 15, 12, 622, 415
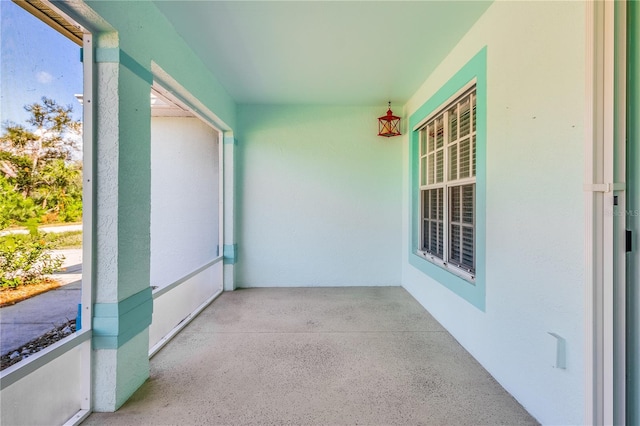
1, 0, 83, 126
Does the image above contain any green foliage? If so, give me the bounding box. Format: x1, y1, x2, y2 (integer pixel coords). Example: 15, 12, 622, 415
0, 232, 64, 289
0, 175, 42, 228
37, 159, 83, 222
0, 98, 82, 227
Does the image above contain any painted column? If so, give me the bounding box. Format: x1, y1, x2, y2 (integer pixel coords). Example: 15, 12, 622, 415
223, 132, 237, 290
91, 38, 153, 411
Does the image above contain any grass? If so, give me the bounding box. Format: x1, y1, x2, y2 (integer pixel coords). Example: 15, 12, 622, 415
43, 230, 82, 248
4, 230, 83, 249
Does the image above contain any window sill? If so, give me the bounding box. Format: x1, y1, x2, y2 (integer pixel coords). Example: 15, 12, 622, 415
416, 250, 476, 284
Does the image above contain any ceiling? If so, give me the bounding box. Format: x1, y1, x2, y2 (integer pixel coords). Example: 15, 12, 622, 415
153, 1, 492, 106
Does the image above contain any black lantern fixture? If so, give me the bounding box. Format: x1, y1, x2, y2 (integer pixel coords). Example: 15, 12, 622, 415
378, 101, 401, 137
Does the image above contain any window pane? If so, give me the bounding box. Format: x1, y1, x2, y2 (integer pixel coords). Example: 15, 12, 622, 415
430, 222, 439, 253
450, 186, 460, 223
450, 224, 461, 262
420, 128, 426, 155
460, 97, 471, 137
462, 184, 474, 224
449, 105, 458, 142
430, 189, 438, 219
460, 137, 470, 178
435, 150, 443, 183
420, 156, 427, 186
472, 135, 476, 177
449, 143, 458, 180
437, 221, 444, 258
449, 183, 474, 272
427, 153, 435, 185
472, 95, 476, 133
428, 124, 435, 153
435, 117, 444, 149
422, 220, 429, 251
462, 226, 474, 271
422, 188, 444, 259
421, 191, 429, 251
422, 190, 429, 218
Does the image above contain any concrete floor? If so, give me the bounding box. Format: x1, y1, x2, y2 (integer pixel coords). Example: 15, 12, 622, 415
83, 287, 538, 425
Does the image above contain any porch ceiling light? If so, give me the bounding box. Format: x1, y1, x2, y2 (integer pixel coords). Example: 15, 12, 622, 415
378, 101, 401, 137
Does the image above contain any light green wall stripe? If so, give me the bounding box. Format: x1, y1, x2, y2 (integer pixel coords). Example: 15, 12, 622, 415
95, 47, 120, 63
93, 287, 153, 349
94, 48, 153, 83
408, 46, 487, 311
223, 244, 238, 264
224, 135, 238, 145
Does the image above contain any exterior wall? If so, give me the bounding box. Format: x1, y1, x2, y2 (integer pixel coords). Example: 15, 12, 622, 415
149, 116, 222, 352
1, 343, 84, 425
150, 116, 219, 288
402, 2, 586, 424
237, 105, 402, 287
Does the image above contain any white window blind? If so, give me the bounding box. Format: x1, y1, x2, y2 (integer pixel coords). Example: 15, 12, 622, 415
418, 87, 476, 279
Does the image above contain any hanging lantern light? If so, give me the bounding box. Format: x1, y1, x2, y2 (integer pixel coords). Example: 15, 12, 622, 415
378, 101, 401, 137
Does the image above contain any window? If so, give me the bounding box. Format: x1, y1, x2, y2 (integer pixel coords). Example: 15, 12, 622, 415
409, 48, 485, 309
417, 86, 476, 281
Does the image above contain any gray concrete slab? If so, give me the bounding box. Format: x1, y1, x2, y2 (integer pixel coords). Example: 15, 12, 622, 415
83, 287, 539, 425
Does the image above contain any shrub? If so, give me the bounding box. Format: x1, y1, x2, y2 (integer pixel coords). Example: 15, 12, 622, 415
0, 230, 64, 289
0, 175, 42, 228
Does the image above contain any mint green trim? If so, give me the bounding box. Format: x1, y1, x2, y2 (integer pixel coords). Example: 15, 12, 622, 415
408, 46, 487, 311
93, 287, 153, 349
95, 47, 120, 63
94, 48, 153, 84
224, 135, 238, 145
223, 244, 238, 264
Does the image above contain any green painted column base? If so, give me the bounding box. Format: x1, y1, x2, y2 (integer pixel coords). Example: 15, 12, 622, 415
93, 287, 153, 349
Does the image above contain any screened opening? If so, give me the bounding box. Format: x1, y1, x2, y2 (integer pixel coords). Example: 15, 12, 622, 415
1, 0, 86, 370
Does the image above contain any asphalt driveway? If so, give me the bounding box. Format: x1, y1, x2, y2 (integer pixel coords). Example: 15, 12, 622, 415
0, 249, 82, 356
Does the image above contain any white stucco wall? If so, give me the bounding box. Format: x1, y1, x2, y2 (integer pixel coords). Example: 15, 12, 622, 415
151, 116, 220, 288
402, 2, 586, 424
1, 343, 84, 425
149, 262, 222, 351
237, 105, 402, 287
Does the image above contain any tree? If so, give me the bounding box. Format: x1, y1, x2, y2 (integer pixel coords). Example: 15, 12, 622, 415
0, 98, 82, 226
1, 97, 81, 195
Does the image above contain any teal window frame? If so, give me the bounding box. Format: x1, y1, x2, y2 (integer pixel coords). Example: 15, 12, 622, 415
409, 47, 487, 311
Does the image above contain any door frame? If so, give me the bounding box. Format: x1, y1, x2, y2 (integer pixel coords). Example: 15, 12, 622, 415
584, 1, 627, 424
626, 1, 640, 424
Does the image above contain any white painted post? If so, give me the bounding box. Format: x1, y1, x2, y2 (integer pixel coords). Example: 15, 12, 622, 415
223, 132, 237, 291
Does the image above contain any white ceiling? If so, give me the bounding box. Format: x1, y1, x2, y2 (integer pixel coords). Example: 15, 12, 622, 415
153, 1, 492, 106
